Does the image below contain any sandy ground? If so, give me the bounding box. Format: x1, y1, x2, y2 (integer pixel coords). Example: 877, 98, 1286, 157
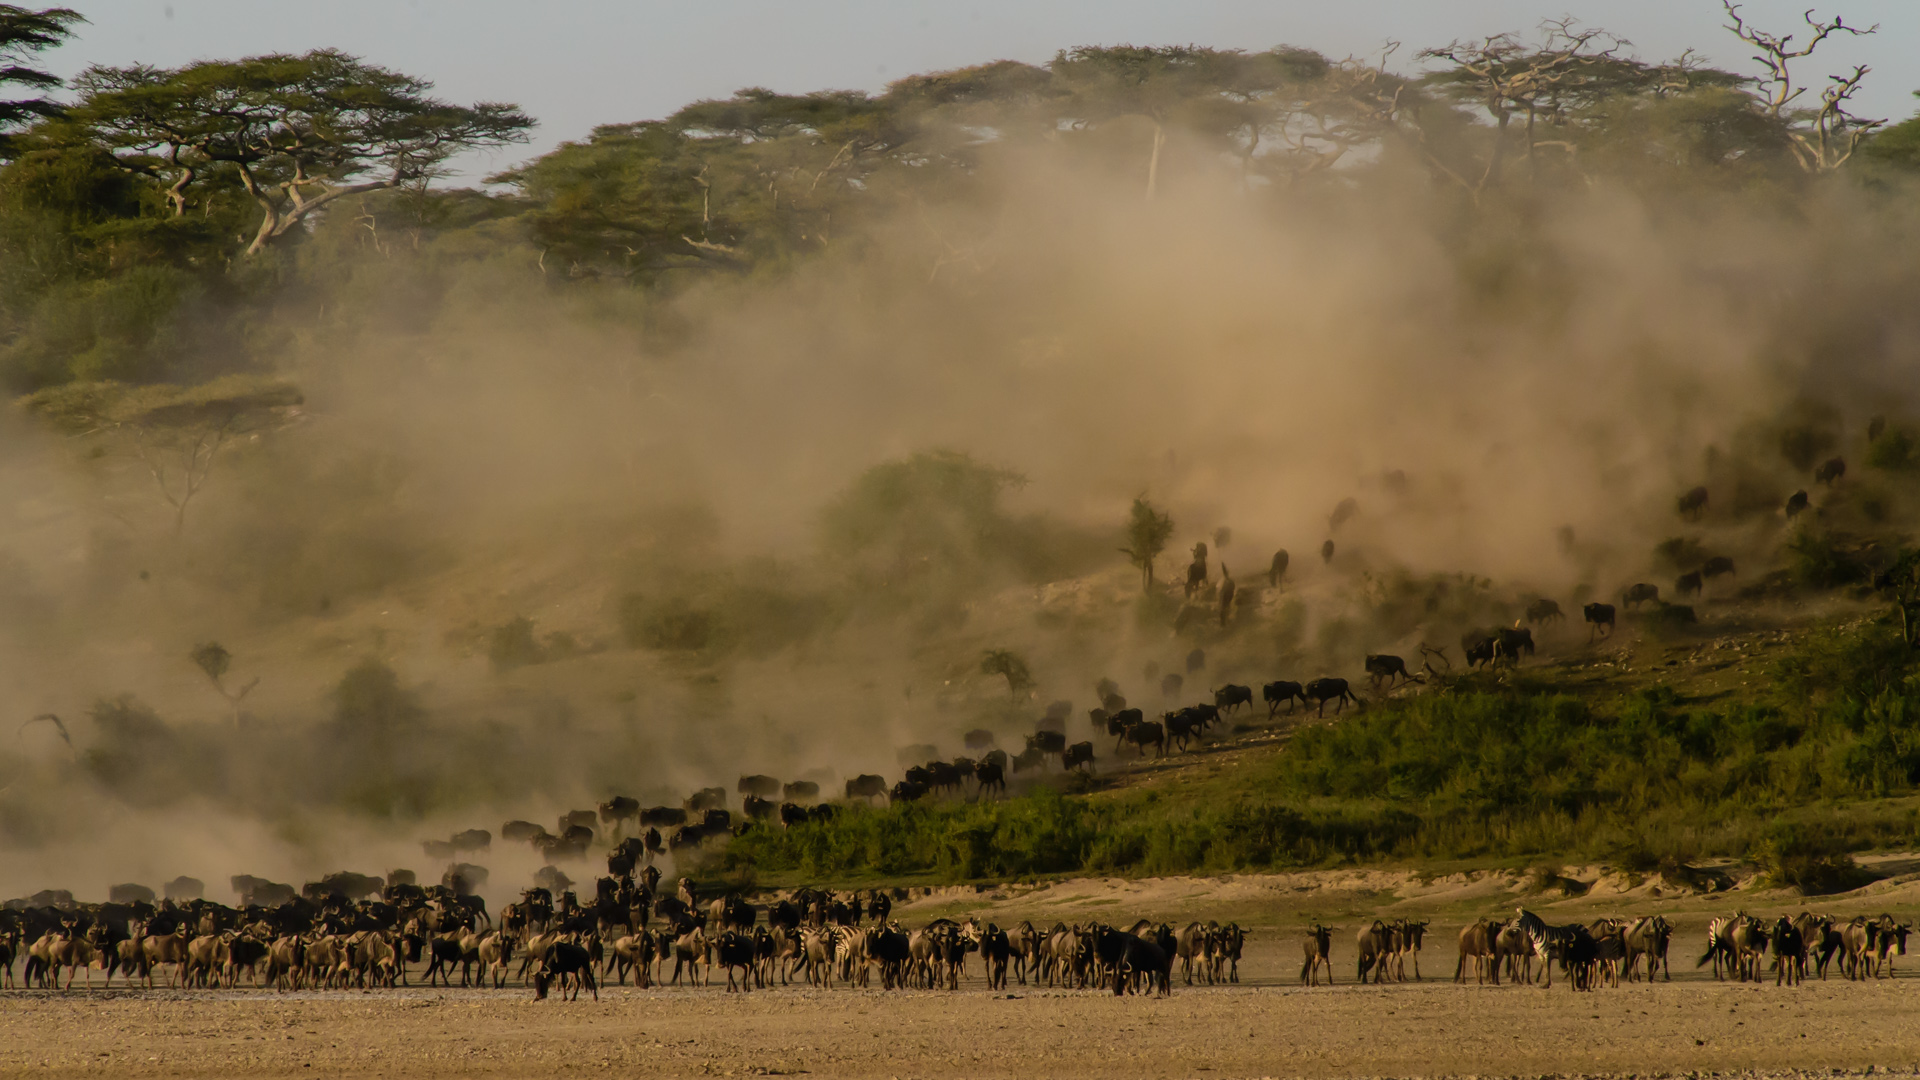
10, 868, 1920, 1078
5, 977, 1920, 1079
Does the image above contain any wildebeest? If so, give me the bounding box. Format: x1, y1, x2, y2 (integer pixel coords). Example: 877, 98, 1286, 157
108, 883, 155, 904
1186, 648, 1206, 673
1213, 684, 1253, 714
1816, 456, 1846, 485
963, 728, 996, 750
1526, 598, 1564, 625
1364, 655, 1409, 688
1122, 720, 1166, 757
1455, 919, 1501, 984
501, 820, 546, 842
1676, 570, 1702, 597
1301, 924, 1334, 985
1583, 602, 1615, 640
1703, 555, 1735, 579
844, 775, 887, 803
1321, 539, 1335, 563
1785, 489, 1809, 517
1011, 746, 1049, 774
742, 795, 776, 821
780, 780, 819, 804
1027, 730, 1066, 755
1263, 681, 1306, 717
561, 809, 598, 832
1061, 741, 1095, 773
1493, 627, 1534, 665
451, 828, 492, 852
686, 788, 727, 812
640, 805, 687, 828
1042, 699, 1073, 725
1461, 628, 1497, 669
738, 775, 781, 799
1304, 678, 1356, 716
1269, 549, 1288, 586
890, 780, 929, 803
1677, 485, 1709, 520
973, 760, 1006, 797
597, 798, 639, 831
1217, 567, 1237, 626
164, 876, 204, 901
1160, 672, 1183, 698
1621, 583, 1658, 609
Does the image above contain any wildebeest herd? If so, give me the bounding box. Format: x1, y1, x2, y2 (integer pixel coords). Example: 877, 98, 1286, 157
0, 868, 1253, 1000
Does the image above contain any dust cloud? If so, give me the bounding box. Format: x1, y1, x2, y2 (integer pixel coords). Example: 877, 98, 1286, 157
2, 103, 1918, 907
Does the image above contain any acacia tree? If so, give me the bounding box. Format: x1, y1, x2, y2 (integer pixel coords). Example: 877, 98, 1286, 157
0, 5, 81, 158
190, 641, 258, 727
23, 374, 304, 533
980, 648, 1034, 700
71, 50, 533, 253
1721, 1, 1881, 172
1119, 496, 1174, 593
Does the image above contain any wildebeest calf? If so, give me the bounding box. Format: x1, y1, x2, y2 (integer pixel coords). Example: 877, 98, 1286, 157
1621, 583, 1659, 609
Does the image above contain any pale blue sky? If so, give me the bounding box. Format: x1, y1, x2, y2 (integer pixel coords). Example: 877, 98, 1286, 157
46, 1, 1918, 180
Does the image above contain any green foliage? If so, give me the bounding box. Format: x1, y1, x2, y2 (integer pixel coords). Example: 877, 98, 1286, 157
1119, 496, 1173, 592
1785, 526, 1871, 589
190, 641, 231, 682
330, 658, 423, 737
1758, 824, 1874, 895
980, 648, 1033, 700
1868, 426, 1918, 472
0, 5, 84, 157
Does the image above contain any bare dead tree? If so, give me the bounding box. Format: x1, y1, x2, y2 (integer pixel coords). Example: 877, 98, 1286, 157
1722, 1, 1881, 171
1418, 21, 1636, 196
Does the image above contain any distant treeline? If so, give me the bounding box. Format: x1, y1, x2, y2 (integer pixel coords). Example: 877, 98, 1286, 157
1, 12, 1919, 390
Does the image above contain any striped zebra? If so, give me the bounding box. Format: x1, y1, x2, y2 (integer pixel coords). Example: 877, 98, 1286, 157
1515, 908, 1584, 989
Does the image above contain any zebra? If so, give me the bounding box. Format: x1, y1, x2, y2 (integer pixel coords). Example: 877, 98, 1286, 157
1515, 908, 1585, 989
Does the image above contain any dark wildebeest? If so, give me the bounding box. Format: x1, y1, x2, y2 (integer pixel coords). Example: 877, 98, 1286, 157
687, 787, 727, 812
1526, 599, 1564, 625
1785, 490, 1809, 517
164, 876, 204, 901
422, 839, 457, 860
890, 780, 929, 803
1186, 648, 1206, 673
781, 780, 819, 804
501, 820, 546, 842
1321, 539, 1335, 563
1816, 456, 1846, 485
845, 774, 887, 803
1213, 684, 1253, 715
1301, 924, 1335, 985
597, 798, 639, 832
450, 828, 491, 853
963, 728, 996, 750
738, 775, 780, 799
1027, 730, 1066, 755
1164, 709, 1202, 752
1086, 708, 1109, 732
1263, 681, 1306, 717
1703, 555, 1735, 580
1305, 678, 1356, 716
1011, 746, 1048, 774
1269, 549, 1289, 586
1584, 603, 1615, 641
640, 806, 687, 828
1218, 567, 1237, 626
109, 883, 155, 904
1494, 627, 1534, 665
925, 761, 964, 795
1676, 570, 1703, 597
1160, 672, 1184, 698
1061, 742, 1095, 773
1101, 692, 1127, 715
1043, 700, 1073, 726
742, 795, 777, 821
1622, 583, 1660, 609
561, 809, 599, 832
533, 940, 598, 1001
1364, 655, 1409, 688
779, 803, 809, 828
1123, 720, 1166, 757
1461, 628, 1497, 669
974, 760, 1006, 797
1678, 485, 1709, 520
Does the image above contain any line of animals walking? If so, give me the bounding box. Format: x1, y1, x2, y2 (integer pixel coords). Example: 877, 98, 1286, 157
0, 870, 1252, 1001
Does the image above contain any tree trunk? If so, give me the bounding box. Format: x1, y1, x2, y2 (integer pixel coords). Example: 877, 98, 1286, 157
1145, 123, 1166, 200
